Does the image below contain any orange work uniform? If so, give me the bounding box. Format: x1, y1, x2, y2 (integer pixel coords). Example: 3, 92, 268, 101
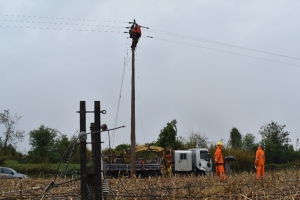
255, 146, 265, 180
214, 146, 226, 181
130, 25, 141, 50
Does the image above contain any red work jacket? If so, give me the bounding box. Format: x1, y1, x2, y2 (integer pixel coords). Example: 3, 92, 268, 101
132, 26, 141, 34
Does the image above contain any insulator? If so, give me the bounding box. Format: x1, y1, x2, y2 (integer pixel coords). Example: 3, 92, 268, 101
102, 178, 109, 195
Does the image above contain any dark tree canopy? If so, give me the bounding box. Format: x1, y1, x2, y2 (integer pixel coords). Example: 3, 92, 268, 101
259, 121, 291, 164
115, 144, 130, 152
228, 127, 242, 149
28, 125, 58, 163
156, 119, 178, 149
259, 121, 290, 148
242, 133, 256, 152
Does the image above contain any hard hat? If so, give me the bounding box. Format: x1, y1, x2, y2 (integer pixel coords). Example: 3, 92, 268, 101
258, 143, 262, 147
217, 141, 223, 146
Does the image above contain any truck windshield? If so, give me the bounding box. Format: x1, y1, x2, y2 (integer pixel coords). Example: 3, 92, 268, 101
200, 151, 210, 161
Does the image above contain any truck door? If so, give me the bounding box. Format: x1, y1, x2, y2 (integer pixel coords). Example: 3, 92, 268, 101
178, 153, 189, 171
200, 150, 212, 173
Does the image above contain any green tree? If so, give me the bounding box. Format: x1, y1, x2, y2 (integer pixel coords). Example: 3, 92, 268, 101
0, 110, 25, 151
259, 121, 291, 164
228, 127, 242, 149
183, 130, 209, 149
28, 125, 58, 163
115, 144, 130, 152
53, 134, 71, 163
259, 121, 290, 148
156, 119, 178, 149
242, 133, 256, 151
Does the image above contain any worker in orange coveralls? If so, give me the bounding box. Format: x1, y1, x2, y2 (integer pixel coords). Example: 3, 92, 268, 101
129, 23, 141, 50
255, 143, 265, 180
214, 141, 226, 181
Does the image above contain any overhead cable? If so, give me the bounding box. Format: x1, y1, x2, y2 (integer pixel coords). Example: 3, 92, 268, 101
0, 14, 127, 23
145, 29, 300, 61
154, 37, 299, 67
135, 50, 146, 143
112, 39, 129, 148
0, 19, 126, 29
0, 25, 124, 34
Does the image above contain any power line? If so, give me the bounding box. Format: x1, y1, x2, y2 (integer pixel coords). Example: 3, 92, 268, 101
0, 14, 127, 23
0, 25, 124, 34
1, 18, 298, 67
135, 50, 146, 144
145, 29, 300, 61
2, 13, 298, 62
2, 13, 298, 61
112, 39, 129, 148
153, 37, 300, 67
0, 19, 126, 29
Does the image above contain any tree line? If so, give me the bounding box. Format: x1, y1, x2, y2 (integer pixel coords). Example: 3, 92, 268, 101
1, 110, 300, 171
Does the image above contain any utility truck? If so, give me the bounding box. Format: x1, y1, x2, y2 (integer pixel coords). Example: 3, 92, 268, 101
173, 147, 212, 175
103, 144, 212, 177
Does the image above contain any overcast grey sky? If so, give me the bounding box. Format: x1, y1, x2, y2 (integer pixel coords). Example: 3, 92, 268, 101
1, 1, 299, 153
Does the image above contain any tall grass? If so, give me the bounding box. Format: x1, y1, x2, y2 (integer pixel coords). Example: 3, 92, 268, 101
2, 160, 81, 176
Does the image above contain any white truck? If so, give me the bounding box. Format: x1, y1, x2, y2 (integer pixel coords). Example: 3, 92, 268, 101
172, 147, 212, 175
104, 145, 212, 177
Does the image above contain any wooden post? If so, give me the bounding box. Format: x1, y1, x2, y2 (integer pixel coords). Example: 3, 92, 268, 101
94, 101, 102, 200
130, 47, 136, 177
79, 101, 87, 200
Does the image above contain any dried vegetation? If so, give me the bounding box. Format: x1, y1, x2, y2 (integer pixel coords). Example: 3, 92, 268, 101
1, 169, 300, 199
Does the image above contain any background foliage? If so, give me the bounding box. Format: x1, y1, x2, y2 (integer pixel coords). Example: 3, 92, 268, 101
1, 109, 300, 174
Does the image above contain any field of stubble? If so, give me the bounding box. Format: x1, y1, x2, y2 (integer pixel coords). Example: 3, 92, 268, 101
1, 169, 300, 199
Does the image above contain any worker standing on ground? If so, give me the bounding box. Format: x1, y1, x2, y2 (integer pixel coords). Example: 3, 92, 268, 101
129, 22, 141, 50
255, 143, 265, 180
214, 142, 226, 181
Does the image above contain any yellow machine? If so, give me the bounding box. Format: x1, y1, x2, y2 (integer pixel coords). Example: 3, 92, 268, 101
125, 144, 173, 176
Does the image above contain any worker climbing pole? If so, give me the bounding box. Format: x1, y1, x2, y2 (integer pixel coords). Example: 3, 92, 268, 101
129, 19, 138, 177
126, 19, 148, 177
129, 19, 142, 50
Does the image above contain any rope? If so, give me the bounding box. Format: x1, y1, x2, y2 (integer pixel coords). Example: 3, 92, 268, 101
111, 38, 129, 148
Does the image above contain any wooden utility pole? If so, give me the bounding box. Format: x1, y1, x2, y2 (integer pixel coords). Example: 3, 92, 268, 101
94, 101, 102, 200
130, 46, 136, 177
79, 101, 87, 200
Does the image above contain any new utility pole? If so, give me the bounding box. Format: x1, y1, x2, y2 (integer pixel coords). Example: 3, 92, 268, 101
129, 19, 145, 177
130, 20, 136, 177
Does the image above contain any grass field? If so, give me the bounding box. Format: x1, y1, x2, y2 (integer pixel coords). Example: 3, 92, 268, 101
0, 169, 300, 199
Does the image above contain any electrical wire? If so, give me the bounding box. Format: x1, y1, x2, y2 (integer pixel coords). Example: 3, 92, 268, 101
145, 28, 300, 61
0, 19, 126, 29
0, 25, 124, 34
1, 14, 298, 69
135, 50, 146, 144
1, 13, 298, 61
111, 38, 129, 148
153, 37, 300, 67
0, 14, 127, 23
1, 24, 296, 67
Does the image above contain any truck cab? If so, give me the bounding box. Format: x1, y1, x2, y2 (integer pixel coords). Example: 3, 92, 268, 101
173, 150, 192, 172
189, 147, 212, 175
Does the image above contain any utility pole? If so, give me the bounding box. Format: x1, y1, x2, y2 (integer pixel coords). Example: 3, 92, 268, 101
79, 101, 87, 200
94, 101, 102, 200
130, 34, 136, 177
